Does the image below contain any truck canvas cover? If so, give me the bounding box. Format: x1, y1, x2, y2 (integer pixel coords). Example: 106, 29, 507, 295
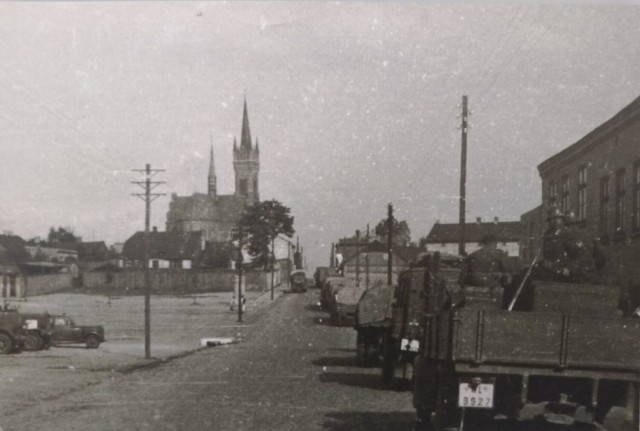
355, 280, 393, 328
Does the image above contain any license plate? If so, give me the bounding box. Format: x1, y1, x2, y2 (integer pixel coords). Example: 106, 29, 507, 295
458, 383, 494, 408
400, 338, 419, 352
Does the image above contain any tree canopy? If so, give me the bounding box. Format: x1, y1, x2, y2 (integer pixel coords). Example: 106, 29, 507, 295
374, 217, 411, 247
239, 200, 295, 267
47, 226, 82, 244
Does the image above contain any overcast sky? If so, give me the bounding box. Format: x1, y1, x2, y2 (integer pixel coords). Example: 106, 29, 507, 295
1, 1, 640, 268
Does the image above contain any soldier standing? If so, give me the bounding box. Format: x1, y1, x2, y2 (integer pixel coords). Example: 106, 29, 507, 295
458, 234, 512, 289
537, 207, 590, 282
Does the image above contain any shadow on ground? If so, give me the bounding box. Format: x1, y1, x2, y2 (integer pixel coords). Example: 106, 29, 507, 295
313, 356, 359, 367
318, 371, 389, 391
322, 411, 416, 431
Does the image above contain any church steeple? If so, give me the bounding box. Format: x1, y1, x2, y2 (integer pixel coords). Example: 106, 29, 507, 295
233, 98, 260, 204
208, 140, 217, 199
240, 97, 252, 150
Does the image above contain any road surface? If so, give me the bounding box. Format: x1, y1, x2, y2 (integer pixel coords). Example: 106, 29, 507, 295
0, 289, 610, 431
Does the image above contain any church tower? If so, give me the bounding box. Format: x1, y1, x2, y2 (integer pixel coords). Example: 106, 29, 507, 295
233, 99, 260, 204
207, 141, 217, 199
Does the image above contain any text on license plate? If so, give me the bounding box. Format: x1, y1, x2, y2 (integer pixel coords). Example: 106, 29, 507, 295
458, 383, 494, 408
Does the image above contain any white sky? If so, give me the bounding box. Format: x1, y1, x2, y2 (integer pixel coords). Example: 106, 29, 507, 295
1, 2, 640, 268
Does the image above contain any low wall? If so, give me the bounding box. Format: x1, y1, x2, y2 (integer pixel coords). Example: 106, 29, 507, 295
26, 273, 74, 296
82, 265, 286, 295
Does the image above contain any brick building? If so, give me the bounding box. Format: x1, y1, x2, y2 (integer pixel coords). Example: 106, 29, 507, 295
166, 99, 260, 242
526, 95, 640, 305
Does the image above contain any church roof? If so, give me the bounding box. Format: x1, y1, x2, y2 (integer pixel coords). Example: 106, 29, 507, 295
168, 193, 247, 223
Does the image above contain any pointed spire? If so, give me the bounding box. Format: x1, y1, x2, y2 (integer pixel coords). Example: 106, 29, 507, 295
255, 137, 259, 152
240, 97, 252, 150
233, 136, 237, 150
208, 138, 217, 198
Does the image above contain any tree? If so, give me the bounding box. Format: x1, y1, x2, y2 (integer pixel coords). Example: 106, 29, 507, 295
48, 226, 82, 244
239, 200, 295, 267
374, 217, 411, 247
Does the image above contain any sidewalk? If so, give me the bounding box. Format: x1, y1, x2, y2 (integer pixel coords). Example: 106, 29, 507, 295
0, 285, 287, 418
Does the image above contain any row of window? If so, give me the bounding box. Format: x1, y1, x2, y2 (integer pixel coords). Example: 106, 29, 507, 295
549, 161, 640, 237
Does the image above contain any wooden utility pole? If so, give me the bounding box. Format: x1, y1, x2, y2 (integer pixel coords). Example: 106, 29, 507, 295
355, 230, 361, 285
330, 242, 335, 268
270, 237, 276, 300
387, 203, 393, 286
365, 224, 370, 290
237, 222, 243, 323
459, 95, 469, 256
132, 164, 165, 359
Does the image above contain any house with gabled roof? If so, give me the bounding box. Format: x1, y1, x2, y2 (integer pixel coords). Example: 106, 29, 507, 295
341, 240, 422, 286
121, 229, 204, 269
425, 218, 523, 257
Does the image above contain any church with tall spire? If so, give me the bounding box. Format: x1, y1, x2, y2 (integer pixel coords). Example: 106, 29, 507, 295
166, 99, 260, 243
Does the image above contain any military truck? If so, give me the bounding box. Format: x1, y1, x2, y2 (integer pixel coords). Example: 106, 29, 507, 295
412, 277, 640, 430
328, 278, 365, 326
353, 279, 393, 365
0, 305, 26, 354
380, 253, 462, 388
22, 312, 53, 351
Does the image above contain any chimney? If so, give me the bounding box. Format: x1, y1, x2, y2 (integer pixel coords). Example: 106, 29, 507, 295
476, 217, 482, 224
493, 217, 499, 224
152, 226, 158, 233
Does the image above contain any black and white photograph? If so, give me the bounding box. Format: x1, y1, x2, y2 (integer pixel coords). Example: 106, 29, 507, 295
0, 1, 639, 430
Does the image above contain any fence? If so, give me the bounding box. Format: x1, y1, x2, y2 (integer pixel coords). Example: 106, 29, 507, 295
25, 273, 74, 296
82, 261, 290, 295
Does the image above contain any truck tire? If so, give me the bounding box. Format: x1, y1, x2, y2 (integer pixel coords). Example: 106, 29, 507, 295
381, 334, 395, 386
85, 334, 100, 349
24, 332, 44, 351
0, 333, 13, 355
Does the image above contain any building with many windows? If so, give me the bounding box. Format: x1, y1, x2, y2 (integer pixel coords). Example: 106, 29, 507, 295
524, 95, 640, 307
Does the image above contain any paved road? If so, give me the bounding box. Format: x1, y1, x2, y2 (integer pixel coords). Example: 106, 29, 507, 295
0, 290, 619, 431
1, 290, 414, 431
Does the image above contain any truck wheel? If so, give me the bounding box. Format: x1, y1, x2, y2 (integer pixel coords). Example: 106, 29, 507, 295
381, 336, 395, 386
24, 332, 44, 351
0, 333, 13, 354
85, 334, 100, 349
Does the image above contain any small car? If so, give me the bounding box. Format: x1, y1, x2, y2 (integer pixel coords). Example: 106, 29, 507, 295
50, 315, 105, 349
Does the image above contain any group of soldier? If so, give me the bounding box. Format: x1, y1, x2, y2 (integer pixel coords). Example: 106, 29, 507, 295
456, 206, 606, 309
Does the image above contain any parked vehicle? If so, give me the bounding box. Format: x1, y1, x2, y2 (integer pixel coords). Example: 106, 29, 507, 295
0, 305, 26, 354
290, 270, 307, 293
328, 278, 365, 326
50, 315, 105, 349
21, 313, 53, 351
381, 253, 462, 387
413, 277, 640, 430
320, 276, 346, 310
354, 279, 393, 365
314, 267, 332, 289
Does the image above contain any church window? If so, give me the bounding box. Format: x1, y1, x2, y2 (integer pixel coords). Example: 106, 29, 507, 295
239, 179, 248, 196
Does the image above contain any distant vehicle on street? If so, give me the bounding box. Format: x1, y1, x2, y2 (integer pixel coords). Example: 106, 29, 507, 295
290, 270, 307, 293
21, 313, 53, 351
0, 306, 26, 354
50, 315, 105, 349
